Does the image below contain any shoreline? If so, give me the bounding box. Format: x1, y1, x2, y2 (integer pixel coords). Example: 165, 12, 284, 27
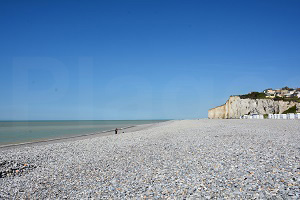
0, 119, 299, 198
0, 121, 169, 150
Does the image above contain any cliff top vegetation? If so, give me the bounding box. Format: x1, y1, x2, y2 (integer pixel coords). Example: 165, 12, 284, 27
239, 92, 267, 99
239, 91, 300, 103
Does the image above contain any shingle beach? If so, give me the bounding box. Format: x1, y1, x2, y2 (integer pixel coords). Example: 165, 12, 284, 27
0, 120, 299, 199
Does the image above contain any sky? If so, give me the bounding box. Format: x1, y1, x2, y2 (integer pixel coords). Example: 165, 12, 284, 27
0, 0, 300, 120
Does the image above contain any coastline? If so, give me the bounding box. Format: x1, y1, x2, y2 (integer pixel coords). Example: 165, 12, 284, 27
1, 119, 299, 199
0, 120, 170, 150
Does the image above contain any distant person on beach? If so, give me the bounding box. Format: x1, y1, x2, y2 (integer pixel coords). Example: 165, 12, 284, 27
115, 128, 118, 134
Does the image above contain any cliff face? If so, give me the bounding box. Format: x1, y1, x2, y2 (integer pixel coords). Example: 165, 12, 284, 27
208, 96, 300, 119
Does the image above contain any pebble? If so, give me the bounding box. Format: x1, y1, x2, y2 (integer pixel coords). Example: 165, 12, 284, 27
0, 119, 299, 198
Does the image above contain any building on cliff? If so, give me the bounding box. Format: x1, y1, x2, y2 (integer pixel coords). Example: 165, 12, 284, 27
208, 96, 300, 119
264, 87, 300, 98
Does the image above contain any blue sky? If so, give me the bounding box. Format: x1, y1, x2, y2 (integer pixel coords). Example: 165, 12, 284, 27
0, 0, 300, 120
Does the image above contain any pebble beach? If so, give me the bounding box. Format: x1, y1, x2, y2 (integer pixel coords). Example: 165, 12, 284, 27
0, 119, 299, 199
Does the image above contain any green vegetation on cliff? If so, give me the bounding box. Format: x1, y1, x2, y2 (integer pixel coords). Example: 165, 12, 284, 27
274, 96, 300, 103
240, 92, 266, 99
282, 105, 297, 114
239, 91, 300, 102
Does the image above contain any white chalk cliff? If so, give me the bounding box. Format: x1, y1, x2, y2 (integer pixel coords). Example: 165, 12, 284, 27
208, 96, 300, 119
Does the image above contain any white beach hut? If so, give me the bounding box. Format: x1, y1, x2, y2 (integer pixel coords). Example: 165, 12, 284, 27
287, 113, 295, 120
296, 113, 300, 119
268, 114, 274, 119
259, 115, 264, 119
275, 114, 280, 119
252, 114, 258, 119
281, 114, 287, 119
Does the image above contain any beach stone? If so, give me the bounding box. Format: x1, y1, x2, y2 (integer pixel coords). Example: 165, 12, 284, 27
0, 119, 300, 199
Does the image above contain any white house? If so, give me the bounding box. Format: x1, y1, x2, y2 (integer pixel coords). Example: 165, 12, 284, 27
263, 87, 300, 99
284, 93, 293, 98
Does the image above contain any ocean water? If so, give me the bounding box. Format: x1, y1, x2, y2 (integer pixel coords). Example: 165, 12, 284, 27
0, 120, 166, 146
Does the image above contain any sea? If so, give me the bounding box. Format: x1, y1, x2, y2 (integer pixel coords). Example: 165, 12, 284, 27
0, 120, 167, 146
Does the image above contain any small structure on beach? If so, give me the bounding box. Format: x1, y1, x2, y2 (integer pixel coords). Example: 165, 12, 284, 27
268, 114, 274, 119
280, 114, 287, 119
241, 113, 300, 120
287, 113, 295, 119
241, 114, 263, 119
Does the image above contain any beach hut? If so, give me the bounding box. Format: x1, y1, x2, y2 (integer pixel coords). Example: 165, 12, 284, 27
268, 114, 274, 119
281, 114, 287, 119
252, 114, 258, 119
275, 114, 280, 119
259, 115, 264, 119
296, 113, 300, 119
243, 115, 249, 119
287, 113, 295, 120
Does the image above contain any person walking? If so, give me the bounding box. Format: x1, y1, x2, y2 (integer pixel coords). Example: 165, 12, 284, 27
115, 128, 118, 134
